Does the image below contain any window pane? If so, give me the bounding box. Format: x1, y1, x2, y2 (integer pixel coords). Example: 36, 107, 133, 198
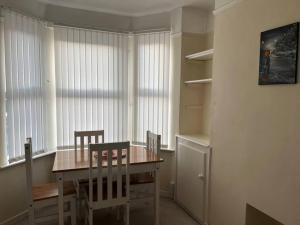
134, 32, 170, 146
54, 27, 128, 147
4, 10, 46, 161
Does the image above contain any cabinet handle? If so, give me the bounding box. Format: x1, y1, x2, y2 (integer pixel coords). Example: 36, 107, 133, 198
198, 174, 205, 180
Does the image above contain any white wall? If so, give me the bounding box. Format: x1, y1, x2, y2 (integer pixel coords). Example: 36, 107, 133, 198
44, 4, 132, 32
0, 154, 55, 222
210, 0, 300, 224
131, 12, 170, 32
182, 7, 209, 34
170, 8, 182, 35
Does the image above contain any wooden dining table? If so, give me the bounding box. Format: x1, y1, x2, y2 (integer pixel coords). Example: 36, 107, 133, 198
52, 145, 164, 225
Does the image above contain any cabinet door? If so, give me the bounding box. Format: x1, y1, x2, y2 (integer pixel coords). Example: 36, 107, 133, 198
177, 141, 207, 223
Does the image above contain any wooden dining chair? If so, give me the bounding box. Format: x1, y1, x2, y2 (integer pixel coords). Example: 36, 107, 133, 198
74, 130, 105, 151
146, 130, 161, 158
25, 138, 77, 225
74, 130, 105, 219
84, 142, 130, 225
130, 131, 161, 199
74, 130, 105, 186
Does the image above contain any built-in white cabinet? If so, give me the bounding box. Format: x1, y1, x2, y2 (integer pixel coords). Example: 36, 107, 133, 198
175, 135, 211, 225
175, 32, 213, 225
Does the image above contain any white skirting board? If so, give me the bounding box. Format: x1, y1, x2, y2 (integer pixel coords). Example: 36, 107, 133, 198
0, 210, 28, 225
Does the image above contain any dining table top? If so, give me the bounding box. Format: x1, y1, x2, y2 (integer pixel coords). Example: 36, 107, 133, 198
52, 145, 164, 173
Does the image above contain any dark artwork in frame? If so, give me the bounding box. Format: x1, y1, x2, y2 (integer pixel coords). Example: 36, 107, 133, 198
259, 22, 299, 85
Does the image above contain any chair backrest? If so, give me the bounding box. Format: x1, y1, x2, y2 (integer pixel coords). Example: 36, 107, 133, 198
25, 138, 33, 207
74, 130, 104, 151
88, 141, 130, 207
146, 130, 161, 158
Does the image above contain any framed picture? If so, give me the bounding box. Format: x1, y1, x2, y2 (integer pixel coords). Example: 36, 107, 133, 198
259, 22, 299, 85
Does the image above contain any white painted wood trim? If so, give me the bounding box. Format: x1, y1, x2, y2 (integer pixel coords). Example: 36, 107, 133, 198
175, 136, 212, 225
176, 134, 210, 147
185, 49, 214, 61
213, 0, 243, 15
171, 32, 182, 38
0, 150, 56, 170
130, 144, 175, 152
184, 79, 212, 85
0, 210, 28, 225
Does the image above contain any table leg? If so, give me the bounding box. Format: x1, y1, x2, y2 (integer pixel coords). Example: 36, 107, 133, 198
154, 164, 160, 225
57, 173, 64, 225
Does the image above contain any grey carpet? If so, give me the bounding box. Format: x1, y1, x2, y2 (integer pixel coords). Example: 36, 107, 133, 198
17, 198, 199, 225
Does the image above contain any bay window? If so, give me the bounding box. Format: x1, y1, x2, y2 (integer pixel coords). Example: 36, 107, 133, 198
0, 8, 172, 166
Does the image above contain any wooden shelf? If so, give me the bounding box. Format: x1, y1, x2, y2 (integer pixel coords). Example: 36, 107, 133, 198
176, 134, 210, 147
184, 78, 212, 85
185, 49, 214, 61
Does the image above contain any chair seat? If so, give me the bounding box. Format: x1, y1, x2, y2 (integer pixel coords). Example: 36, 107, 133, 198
32, 181, 76, 202
130, 173, 154, 185
84, 181, 126, 201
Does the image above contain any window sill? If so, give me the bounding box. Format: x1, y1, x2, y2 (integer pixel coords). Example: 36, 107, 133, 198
161, 148, 175, 152
0, 150, 56, 171
131, 144, 175, 152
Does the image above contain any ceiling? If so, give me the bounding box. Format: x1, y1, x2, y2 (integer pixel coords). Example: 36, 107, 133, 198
37, 0, 214, 17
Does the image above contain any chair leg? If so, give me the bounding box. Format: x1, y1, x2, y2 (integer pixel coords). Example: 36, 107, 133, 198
117, 206, 121, 220
89, 208, 93, 225
125, 202, 130, 225
74, 179, 80, 198
71, 197, 77, 225
28, 205, 34, 225
84, 213, 88, 225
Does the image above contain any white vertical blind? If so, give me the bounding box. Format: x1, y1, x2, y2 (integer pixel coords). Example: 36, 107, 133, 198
54, 26, 128, 147
134, 31, 170, 146
0, 9, 173, 165
0, 14, 7, 166
3, 10, 47, 161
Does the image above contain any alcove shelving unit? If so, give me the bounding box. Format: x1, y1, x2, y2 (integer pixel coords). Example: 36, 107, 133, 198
174, 29, 214, 225
178, 46, 214, 146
